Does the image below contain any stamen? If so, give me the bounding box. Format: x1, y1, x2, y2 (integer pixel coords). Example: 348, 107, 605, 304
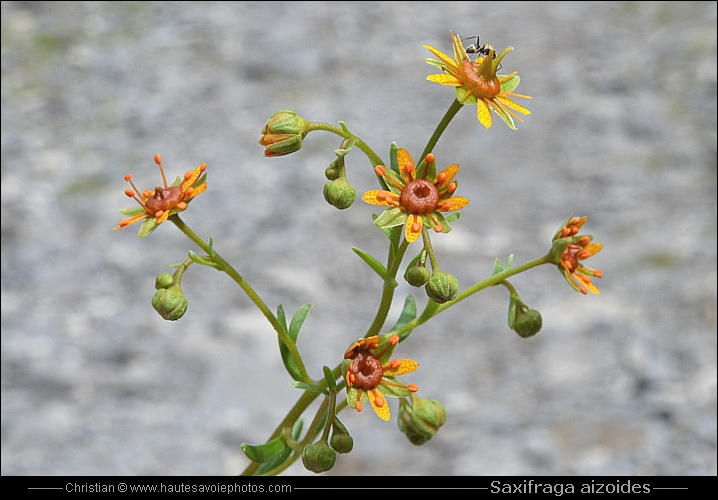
372, 390, 385, 408
374, 165, 386, 176
124, 189, 135, 198
424, 153, 435, 164
389, 335, 399, 345
578, 236, 591, 246
594, 270, 603, 278
155, 156, 170, 189
408, 384, 419, 392
389, 359, 402, 369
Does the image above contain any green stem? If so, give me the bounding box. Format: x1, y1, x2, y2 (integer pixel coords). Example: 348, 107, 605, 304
419, 99, 464, 159
412, 254, 552, 332
307, 122, 384, 169
365, 237, 410, 337
170, 215, 310, 383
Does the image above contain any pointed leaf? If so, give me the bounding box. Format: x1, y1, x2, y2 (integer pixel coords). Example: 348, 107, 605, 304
391, 294, 417, 342
279, 304, 312, 382
290, 381, 329, 395
352, 247, 398, 287
254, 419, 304, 475
137, 217, 159, 238
241, 436, 288, 464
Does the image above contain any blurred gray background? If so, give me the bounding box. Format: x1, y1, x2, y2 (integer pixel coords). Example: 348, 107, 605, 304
1, 1, 716, 476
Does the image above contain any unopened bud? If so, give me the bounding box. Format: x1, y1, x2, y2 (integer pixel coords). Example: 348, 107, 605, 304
329, 418, 353, 454
151, 286, 188, 321
405, 264, 430, 287
508, 295, 542, 338
259, 110, 308, 157
154, 272, 175, 290
301, 441, 336, 473
425, 270, 459, 304
398, 395, 447, 446
323, 179, 356, 210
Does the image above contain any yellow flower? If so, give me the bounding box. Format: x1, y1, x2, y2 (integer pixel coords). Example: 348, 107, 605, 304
423, 31, 531, 130
362, 149, 469, 243
343, 334, 419, 421
551, 216, 603, 295
114, 154, 207, 237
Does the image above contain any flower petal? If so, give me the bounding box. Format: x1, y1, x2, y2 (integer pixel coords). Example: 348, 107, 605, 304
426, 74, 461, 86
363, 190, 395, 206
383, 359, 419, 377
422, 44, 456, 69
405, 214, 422, 243
369, 389, 390, 421
439, 196, 470, 211
476, 100, 493, 129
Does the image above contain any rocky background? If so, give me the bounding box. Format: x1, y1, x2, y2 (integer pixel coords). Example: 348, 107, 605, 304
2, 1, 716, 476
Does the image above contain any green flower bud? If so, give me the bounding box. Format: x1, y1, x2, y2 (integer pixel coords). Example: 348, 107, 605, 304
508, 295, 542, 338
258, 110, 308, 157
513, 307, 542, 338
151, 286, 188, 321
398, 395, 447, 446
425, 270, 459, 304
329, 419, 354, 454
301, 441, 336, 473
323, 179, 356, 210
154, 272, 175, 290
405, 264, 430, 287
325, 159, 342, 180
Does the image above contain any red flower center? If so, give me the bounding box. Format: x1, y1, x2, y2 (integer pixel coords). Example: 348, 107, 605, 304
400, 179, 439, 214
144, 185, 185, 214
349, 351, 384, 389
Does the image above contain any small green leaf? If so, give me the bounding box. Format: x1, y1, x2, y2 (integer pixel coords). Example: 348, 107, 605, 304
188, 250, 219, 269
322, 366, 337, 391
137, 217, 159, 238
276, 304, 288, 333
241, 435, 288, 464
500, 74, 520, 93
288, 304, 313, 339
373, 207, 407, 229
254, 419, 304, 475
290, 381, 329, 395
119, 207, 145, 216
352, 247, 398, 287
389, 142, 399, 174
391, 294, 417, 342
279, 304, 312, 382
493, 254, 515, 275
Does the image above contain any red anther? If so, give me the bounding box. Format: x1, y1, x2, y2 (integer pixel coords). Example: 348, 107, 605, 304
375, 165, 386, 175
425, 153, 435, 164
124, 174, 132, 181
408, 384, 419, 392
434, 224, 444, 233
124, 189, 135, 197
578, 235, 591, 245
389, 335, 399, 345
389, 359, 402, 369
594, 270, 603, 278
154, 154, 163, 165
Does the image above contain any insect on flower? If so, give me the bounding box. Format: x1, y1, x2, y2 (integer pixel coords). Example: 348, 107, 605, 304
463, 35, 502, 70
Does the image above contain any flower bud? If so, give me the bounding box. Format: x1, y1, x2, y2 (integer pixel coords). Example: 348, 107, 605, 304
405, 264, 430, 287
425, 270, 459, 304
398, 395, 447, 446
508, 295, 542, 338
151, 286, 188, 321
301, 441, 336, 473
329, 419, 353, 454
325, 159, 342, 180
323, 179, 356, 210
154, 272, 175, 290
512, 307, 542, 338
258, 110, 308, 157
